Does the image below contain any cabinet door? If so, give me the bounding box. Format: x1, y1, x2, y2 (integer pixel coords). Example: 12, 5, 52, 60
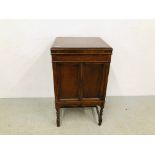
56, 62, 81, 100
82, 62, 109, 100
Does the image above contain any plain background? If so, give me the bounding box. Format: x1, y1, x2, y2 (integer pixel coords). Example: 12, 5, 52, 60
0, 20, 155, 98
0, 0, 155, 154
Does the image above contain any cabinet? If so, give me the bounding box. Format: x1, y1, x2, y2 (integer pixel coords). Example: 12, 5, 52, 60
51, 37, 112, 127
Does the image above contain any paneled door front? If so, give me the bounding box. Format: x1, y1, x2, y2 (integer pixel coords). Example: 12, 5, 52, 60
82, 62, 108, 100
56, 62, 81, 101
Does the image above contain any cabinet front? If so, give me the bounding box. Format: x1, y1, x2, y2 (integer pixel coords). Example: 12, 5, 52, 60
54, 61, 109, 103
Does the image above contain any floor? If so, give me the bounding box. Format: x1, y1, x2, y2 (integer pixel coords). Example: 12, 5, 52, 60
0, 96, 154, 135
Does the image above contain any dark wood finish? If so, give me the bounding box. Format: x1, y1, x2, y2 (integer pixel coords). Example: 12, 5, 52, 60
51, 37, 112, 51
51, 37, 112, 127
52, 54, 111, 62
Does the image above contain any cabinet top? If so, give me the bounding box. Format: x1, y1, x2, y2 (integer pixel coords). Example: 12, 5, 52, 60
51, 37, 112, 54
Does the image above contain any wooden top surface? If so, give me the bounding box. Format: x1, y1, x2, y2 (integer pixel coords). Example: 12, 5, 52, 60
52, 37, 111, 49
51, 37, 112, 53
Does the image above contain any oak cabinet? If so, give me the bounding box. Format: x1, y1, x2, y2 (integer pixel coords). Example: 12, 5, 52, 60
51, 37, 112, 127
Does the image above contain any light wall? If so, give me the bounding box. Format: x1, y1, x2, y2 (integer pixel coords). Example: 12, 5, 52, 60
0, 20, 155, 97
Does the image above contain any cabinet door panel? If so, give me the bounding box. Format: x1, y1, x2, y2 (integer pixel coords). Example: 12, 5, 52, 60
83, 63, 106, 99
57, 63, 80, 100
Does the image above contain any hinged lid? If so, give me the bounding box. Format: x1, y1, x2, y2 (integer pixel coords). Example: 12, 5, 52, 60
51, 37, 113, 54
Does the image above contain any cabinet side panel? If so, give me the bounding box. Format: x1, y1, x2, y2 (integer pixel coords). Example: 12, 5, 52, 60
52, 62, 59, 102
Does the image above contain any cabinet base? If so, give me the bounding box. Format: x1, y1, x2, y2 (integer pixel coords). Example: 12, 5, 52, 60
55, 105, 104, 127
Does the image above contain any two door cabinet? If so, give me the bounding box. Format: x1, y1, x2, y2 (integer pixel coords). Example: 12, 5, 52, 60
51, 37, 112, 127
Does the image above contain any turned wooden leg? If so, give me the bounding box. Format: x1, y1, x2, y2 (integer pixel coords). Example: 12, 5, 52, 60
56, 108, 60, 127
98, 106, 104, 126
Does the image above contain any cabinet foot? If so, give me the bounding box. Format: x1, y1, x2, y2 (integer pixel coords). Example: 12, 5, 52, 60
98, 106, 104, 126
56, 108, 60, 127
